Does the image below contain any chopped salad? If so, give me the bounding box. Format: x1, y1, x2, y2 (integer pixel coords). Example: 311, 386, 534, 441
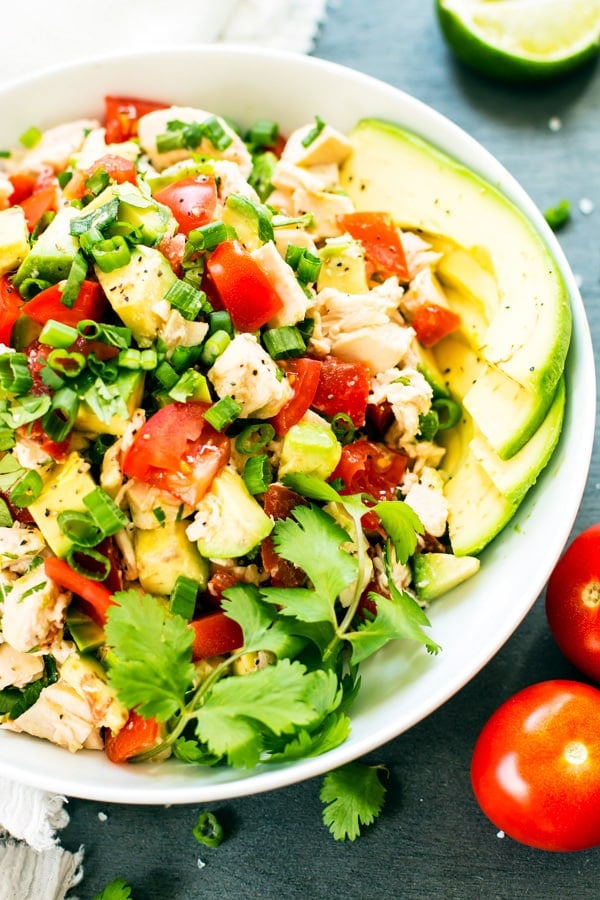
0, 96, 472, 767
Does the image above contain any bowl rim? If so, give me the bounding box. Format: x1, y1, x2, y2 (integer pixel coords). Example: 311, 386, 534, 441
0, 44, 595, 805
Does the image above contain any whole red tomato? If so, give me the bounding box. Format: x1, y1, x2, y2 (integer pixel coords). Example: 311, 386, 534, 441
471, 680, 600, 852
545, 524, 600, 681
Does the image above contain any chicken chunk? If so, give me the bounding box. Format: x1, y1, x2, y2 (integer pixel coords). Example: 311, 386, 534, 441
1, 565, 69, 653
208, 333, 292, 418
8, 119, 99, 175
0, 525, 46, 574
0, 641, 44, 689
137, 106, 252, 177
369, 366, 434, 445
3, 680, 102, 752
252, 240, 310, 327
280, 122, 353, 168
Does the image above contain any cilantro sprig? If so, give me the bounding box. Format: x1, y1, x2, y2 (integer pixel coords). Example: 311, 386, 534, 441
103, 473, 438, 769
320, 762, 388, 841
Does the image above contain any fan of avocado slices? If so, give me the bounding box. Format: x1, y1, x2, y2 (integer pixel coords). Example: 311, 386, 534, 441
340, 118, 570, 561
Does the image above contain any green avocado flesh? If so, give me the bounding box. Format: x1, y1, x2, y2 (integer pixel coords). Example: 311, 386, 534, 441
340, 118, 571, 459
341, 118, 569, 557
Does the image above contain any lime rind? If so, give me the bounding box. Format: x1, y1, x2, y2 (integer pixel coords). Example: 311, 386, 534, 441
436, 0, 600, 82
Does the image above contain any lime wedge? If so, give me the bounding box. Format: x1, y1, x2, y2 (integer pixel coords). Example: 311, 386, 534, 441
436, 0, 600, 82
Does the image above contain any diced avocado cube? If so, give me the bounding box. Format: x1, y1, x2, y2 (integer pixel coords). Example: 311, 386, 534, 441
116, 184, 173, 246
222, 193, 273, 251
134, 519, 209, 596
66, 603, 105, 653
187, 467, 273, 560
317, 236, 369, 294
12, 207, 80, 291
28, 451, 97, 557
412, 552, 480, 603
95, 244, 177, 346
0, 206, 30, 276
74, 369, 145, 437
278, 422, 342, 480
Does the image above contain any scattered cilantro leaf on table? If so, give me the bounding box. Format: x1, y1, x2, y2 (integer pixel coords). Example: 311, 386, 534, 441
91, 879, 133, 900
320, 762, 388, 841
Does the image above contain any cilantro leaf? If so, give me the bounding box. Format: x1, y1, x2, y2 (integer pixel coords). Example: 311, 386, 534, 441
374, 500, 424, 564
105, 590, 196, 721
265, 711, 351, 762
346, 589, 440, 664
320, 762, 387, 841
272, 504, 358, 605
194, 658, 323, 768
172, 738, 222, 767
260, 586, 336, 625
91, 879, 133, 900
221, 582, 296, 655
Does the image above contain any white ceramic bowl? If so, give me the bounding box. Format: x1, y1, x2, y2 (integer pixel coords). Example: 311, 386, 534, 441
0, 46, 595, 804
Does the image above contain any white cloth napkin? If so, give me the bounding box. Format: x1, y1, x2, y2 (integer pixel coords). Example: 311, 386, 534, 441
0, 3, 328, 897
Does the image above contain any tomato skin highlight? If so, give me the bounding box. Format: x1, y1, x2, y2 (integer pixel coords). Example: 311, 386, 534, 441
153, 175, 218, 236
471, 680, 600, 852
545, 524, 600, 682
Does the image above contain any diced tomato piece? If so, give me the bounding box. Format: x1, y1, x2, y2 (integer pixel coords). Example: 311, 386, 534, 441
0, 275, 24, 344
311, 356, 371, 428
206, 240, 284, 332
271, 357, 322, 436
105, 710, 160, 764
153, 175, 218, 236
17, 419, 70, 462
44, 556, 115, 627
104, 95, 169, 143
20, 186, 57, 232
158, 233, 186, 276
330, 439, 409, 501
339, 211, 409, 282
189, 612, 244, 660
122, 401, 230, 507
366, 400, 394, 439
8, 172, 37, 204
22, 280, 106, 327
411, 303, 461, 347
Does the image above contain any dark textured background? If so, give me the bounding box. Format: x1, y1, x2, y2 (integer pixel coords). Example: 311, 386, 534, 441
61, 2, 600, 896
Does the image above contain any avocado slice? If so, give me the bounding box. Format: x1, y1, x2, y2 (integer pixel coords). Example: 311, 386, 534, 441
74, 369, 145, 437
412, 552, 480, 603
340, 118, 571, 458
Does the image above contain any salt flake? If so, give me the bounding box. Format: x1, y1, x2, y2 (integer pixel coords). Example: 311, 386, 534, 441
579, 198, 595, 216
98, 812, 108, 822
548, 117, 562, 132
197, 858, 206, 870
497, 830, 505, 839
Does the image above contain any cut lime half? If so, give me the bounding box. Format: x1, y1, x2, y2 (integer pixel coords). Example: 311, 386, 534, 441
436, 0, 600, 82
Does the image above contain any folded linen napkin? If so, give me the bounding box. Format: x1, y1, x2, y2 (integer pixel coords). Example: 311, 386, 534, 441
0, 3, 328, 897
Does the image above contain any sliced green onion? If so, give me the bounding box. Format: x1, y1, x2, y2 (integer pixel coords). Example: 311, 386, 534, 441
0, 353, 32, 397
70, 197, 120, 235
200, 330, 231, 367
262, 325, 306, 360
418, 410, 439, 442
57, 170, 73, 189
91, 235, 131, 273
117, 348, 142, 370
163, 279, 207, 320
243, 454, 271, 494
41, 386, 79, 442
83, 487, 128, 536
88, 433, 116, 467
38, 320, 79, 349
154, 360, 179, 390
57, 510, 103, 547
207, 310, 233, 337
432, 397, 462, 431
77, 225, 104, 255
235, 423, 275, 455
152, 507, 166, 526
169, 575, 198, 620
60, 251, 88, 309
168, 370, 210, 403
9, 470, 43, 507
204, 396, 242, 431
301, 115, 326, 148
186, 220, 234, 254
202, 116, 233, 151
65, 546, 110, 581
247, 119, 279, 149
285, 244, 322, 284
47, 349, 86, 377
85, 168, 110, 197
20, 126, 42, 149
78, 320, 131, 349
248, 150, 277, 202
331, 412, 356, 445
169, 344, 203, 372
